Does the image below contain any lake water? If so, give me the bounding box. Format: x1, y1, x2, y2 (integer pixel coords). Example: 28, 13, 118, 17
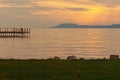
0, 28, 120, 59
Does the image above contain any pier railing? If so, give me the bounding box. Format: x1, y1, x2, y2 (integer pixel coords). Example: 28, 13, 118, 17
0, 28, 30, 37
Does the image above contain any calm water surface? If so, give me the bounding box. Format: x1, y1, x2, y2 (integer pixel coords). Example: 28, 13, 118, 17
0, 28, 120, 59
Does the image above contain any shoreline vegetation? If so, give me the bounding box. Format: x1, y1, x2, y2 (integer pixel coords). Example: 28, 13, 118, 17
0, 55, 120, 80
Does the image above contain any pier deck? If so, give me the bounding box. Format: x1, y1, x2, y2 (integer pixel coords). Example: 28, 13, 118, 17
0, 28, 30, 37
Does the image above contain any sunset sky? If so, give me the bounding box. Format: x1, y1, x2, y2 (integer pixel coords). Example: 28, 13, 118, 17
0, 0, 120, 27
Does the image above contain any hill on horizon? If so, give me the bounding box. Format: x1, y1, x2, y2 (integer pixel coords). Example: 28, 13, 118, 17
53, 23, 120, 28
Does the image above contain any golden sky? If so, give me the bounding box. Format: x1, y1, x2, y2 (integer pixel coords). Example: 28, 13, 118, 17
0, 0, 120, 27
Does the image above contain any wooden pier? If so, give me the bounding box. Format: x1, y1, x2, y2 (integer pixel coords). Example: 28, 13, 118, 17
0, 28, 30, 38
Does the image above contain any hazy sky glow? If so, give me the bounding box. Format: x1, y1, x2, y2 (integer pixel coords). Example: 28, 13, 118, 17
0, 0, 120, 27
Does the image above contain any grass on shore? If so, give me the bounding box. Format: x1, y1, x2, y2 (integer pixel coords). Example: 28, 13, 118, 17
0, 59, 120, 80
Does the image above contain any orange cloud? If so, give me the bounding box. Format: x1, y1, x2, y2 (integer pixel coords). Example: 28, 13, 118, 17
0, 4, 10, 8
28, 0, 120, 25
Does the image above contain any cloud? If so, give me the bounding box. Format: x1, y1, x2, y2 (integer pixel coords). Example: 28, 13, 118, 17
31, 7, 89, 15
91, 0, 120, 7
28, 0, 90, 15
0, 0, 120, 27
66, 7, 89, 11
35, 7, 59, 11
0, 4, 10, 8
0, 0, 32, 8
0, 0, 31, 5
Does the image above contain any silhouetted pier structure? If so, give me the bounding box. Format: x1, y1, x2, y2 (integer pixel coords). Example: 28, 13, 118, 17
0, 28, 30, 38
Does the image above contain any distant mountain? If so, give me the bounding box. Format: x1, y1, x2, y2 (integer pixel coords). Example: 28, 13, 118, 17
53, 23, 120, 28
55, 23, 80, 28
111, 24, 120, 28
